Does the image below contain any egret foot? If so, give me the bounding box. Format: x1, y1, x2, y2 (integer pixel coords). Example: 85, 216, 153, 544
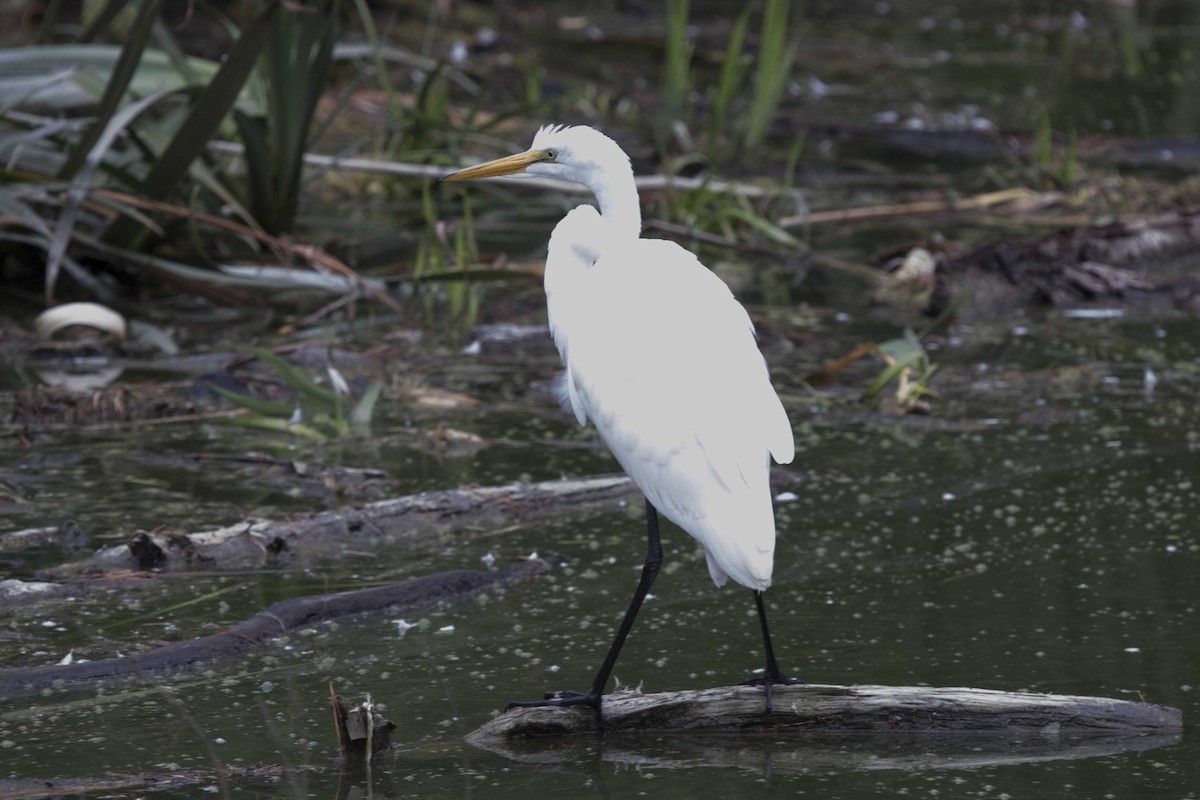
741, 669, 804, 714
506, 688, 601, 714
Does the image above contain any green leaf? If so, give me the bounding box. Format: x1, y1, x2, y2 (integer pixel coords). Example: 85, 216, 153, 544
0, 45, 230, 113
206, 381, 296, 417
78, 0, 132, 43
352, 380, 383, 428
709, 7, 751, 148
104, 1, 281, 247
250, 347, 341, 406
221, 414, 327, 441
60, 0, 162, 178
45, 86, 180, 300
862, 346, 925, 400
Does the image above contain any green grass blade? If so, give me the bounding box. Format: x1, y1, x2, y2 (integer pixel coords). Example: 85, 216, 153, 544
60, 0, 162, 178
104, 1, 281, 247
77, 0, 132, 43
206, 381, 296, 417
250, 347, 341, 405
662, 0, 693, 131
45, 86, 179, 300
862, 347, 924, 400
351, 380, 383, 428
222, 414, 328, 441
745, 0, 797, 149
708, 7, 750, 148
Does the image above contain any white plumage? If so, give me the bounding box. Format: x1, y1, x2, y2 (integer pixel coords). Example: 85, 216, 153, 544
548, 221, 793, 589
443, 124, 797, 713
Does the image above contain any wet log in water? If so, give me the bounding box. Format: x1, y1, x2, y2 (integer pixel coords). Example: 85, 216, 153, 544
0, 559, 548, 698
0, 766, 284, 800
42, 474, 638, 576
468, 684, 1183, 742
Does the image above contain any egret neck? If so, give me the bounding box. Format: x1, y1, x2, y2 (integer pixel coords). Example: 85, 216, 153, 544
586, 153, 641, 242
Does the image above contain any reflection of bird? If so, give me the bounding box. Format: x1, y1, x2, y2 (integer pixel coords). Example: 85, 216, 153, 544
444, 125, 796, 714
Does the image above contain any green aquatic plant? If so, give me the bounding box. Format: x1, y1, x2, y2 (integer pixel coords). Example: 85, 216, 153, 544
234, 0, 341, 235
0, 0, 349, 302
209, 347, 382, 440
660, 0, 695, 135
860, 328, 941, 412
706, 7, 752, 156
743, 0, 798, 150
661, 0, 798, 160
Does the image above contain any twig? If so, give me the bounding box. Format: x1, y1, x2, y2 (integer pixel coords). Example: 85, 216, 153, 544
782, 187, 1050, 228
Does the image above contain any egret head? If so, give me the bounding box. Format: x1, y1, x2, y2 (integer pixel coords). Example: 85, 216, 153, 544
443, 124, 641, 237
442, 125, 630, 189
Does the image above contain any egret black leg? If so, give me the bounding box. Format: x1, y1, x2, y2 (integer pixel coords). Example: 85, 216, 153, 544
741, 590, 802, 712
507, 501, 664, 715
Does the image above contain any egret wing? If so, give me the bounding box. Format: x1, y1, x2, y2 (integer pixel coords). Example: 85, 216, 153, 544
560, 238, 793, 588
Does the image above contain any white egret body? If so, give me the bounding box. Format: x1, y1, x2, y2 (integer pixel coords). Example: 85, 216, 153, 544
444, 125, 796, 714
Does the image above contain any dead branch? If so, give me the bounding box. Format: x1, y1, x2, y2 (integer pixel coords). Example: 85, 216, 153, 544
41, 474, 637, 576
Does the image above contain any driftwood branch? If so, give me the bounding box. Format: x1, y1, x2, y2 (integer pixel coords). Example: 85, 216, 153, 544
0, 559, 548, 698
42, 474, 637, 576
469, 683, 1182, 742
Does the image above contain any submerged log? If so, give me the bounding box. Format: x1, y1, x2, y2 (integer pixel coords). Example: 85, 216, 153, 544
41, 474, 637, 576
0, 766, 284, 800
0, 559, 548, 698
468, 684, 1182, 742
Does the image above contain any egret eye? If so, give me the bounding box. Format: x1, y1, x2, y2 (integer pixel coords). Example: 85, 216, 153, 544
545, 149, 557, 160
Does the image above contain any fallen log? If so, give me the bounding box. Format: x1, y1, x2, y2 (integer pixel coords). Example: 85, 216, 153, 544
40, 474, 638, 576
468, 684, 1182, 742
0, 559, 548, 698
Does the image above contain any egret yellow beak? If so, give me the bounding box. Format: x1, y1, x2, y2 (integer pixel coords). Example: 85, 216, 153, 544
441, 149, 552, 181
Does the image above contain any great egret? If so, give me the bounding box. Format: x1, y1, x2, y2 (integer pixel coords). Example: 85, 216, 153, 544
443, 125, 796, 714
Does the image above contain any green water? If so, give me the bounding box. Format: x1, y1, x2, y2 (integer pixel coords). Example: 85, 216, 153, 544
3, 311, 1197, 797
4, 0, 1200, 797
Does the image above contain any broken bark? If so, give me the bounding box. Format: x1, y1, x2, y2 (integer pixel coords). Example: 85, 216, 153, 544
468, 684, 1182, 742
40, 474, 638, 576
331, 688, 397, 757
0, 559, 548, 698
